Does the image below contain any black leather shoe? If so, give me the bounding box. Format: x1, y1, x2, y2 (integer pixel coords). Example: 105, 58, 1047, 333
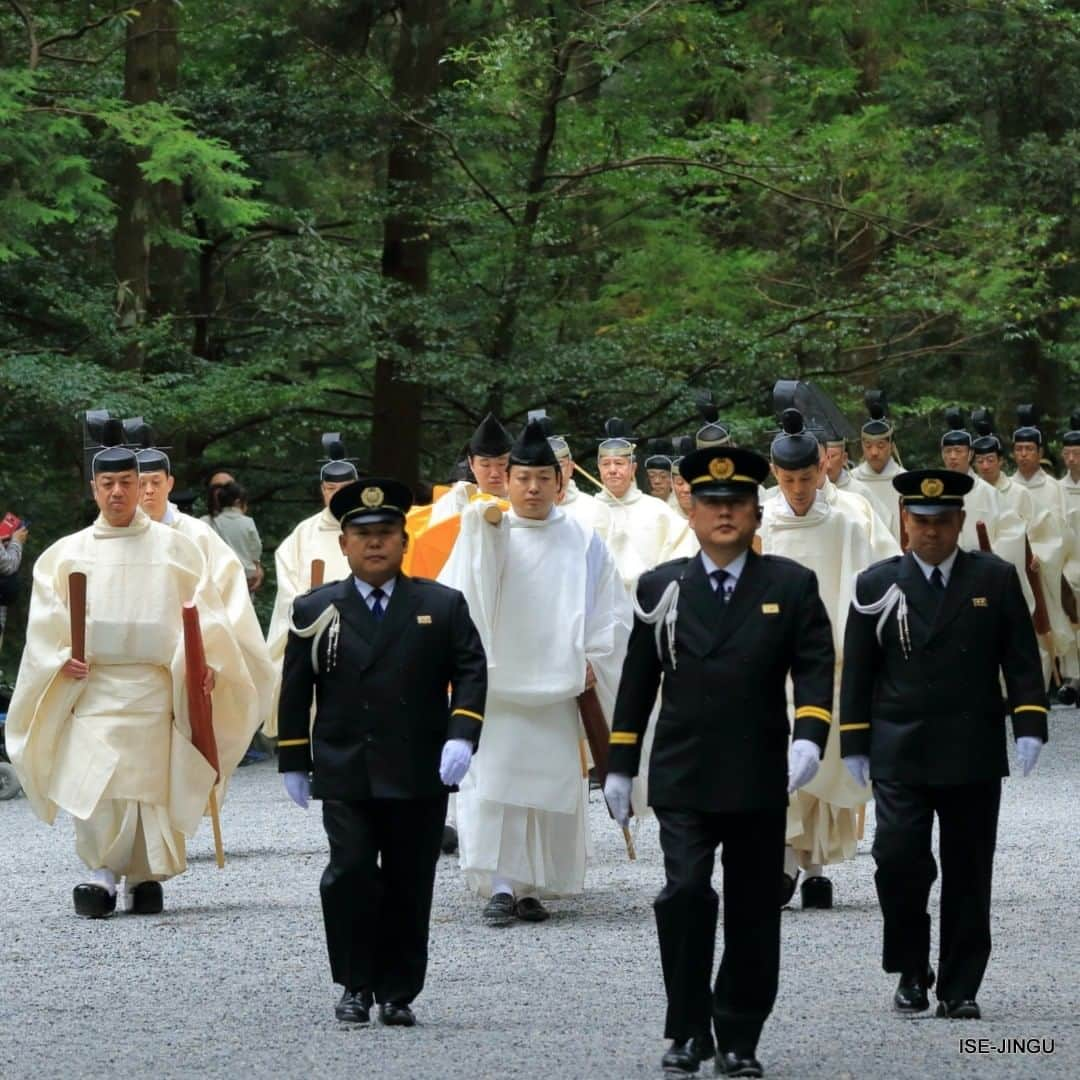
716, 1050, 764, 1078
482, 892, 516, 926
779, 871, 800, 906
379, 1002, 417, 1027
440, 824, 459, 855
800, 876, 833, 909
661, 1034, 715, 1074
73, 884, 116, 919
514, 896, 550, 923
894, 967, 935, 1012
334, 989, 372, 1024
126, 881, 163, 915
936, 999, 980, 1020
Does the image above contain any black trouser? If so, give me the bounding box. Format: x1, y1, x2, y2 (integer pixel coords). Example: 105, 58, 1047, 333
654, 806, 786, 1056
872, 780, 1001, 1002
320, 794, 447, 1004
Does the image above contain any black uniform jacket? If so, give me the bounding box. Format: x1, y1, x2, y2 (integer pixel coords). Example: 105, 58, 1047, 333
277, 574, 487, 801
609, 550, 835, 814
839, 549, 1048, 785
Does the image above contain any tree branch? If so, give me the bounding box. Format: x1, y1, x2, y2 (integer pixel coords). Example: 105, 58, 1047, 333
7, 0, 39, 69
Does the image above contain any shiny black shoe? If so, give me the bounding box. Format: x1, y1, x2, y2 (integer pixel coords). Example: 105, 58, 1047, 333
800, 876, 833, 909
335, 989, 372, 1024
936, 999, 981, 1020
514, 896, 550, 923
661, 1033, 715, 1075
716, 1050, 764, 1078
779, 870, 800, 907
440, 824, 459, 855
894, 967, 935, 1012
73, 883, 116, 919
126, 881, 163, 915
482, 892, 516, 927
379, 1002, 417, 1027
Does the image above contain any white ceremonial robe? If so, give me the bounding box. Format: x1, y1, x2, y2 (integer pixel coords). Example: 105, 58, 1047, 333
760, 495, 874, 866
560, 479, 613, 537
165, 505, 276, 748
429, 480, 507, 526
821, 479, 901, 563
834, 467, 878, 507
595, 483, 692, 591
1011, 470, 1078, 678
1060, 474, 1080, 509
851, 457, 906, 541
439, 503, 631, 898
6, 509, 254, 882
264, 507, 350, 736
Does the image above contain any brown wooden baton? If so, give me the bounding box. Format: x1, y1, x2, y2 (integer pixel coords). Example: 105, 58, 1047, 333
310, 558, 325, 588
68, 572, 87, 662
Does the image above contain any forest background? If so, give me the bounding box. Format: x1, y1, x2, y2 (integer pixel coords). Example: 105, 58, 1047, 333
0, 0, 1076, 661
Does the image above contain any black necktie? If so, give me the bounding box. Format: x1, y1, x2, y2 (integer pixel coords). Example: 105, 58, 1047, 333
711, 569, 732, 605
370, 587, 386, 620
930, 567, 946, 592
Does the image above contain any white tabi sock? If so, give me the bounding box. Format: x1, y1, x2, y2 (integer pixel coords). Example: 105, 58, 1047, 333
804, 862, 824, 879
783, 847, 800, 878
491, 876, 514, 898
89, 868, 117, 896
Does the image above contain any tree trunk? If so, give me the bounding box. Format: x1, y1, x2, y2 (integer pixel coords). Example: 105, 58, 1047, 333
114, 1, 181, 370
369, 0, 447, 488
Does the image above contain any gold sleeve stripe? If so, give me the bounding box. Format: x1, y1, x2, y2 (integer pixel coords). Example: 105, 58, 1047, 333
1014, 705, 1048, 715
277, 738, 309, 748
452, 708, 484, 722
839, 723, 871, 732
609, 731, 639, 746
795, 705, 832, 724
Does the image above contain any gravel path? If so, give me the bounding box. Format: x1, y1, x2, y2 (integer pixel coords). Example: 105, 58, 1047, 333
2, 711, 1076, 1080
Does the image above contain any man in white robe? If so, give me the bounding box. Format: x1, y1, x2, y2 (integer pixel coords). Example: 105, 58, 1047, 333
1061, 415, 1080, 506
438, 421, 631, 923
137, 442, 276, 746
264, 437, 357, 736
850, 393, 905, 542
1008, 417, 1078, 681
593, 423, 692, 590
761, 415, 874, 908
824, 436, 877, 505
428, 413, 513, 526
6, 433, 255, 917
550, 434, 612, 537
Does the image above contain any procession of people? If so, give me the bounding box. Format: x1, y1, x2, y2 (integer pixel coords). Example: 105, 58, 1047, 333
3, 386, 1068, 1079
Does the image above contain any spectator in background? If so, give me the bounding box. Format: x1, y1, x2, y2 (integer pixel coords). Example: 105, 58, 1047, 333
205, 482, 264, 594
203, 471, 236, 519
0, 521, 28, 649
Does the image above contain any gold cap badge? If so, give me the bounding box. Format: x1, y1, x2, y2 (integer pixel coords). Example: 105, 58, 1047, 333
708, 456, 735, 481
920, 478, 944, 498
361, 486, 384, 508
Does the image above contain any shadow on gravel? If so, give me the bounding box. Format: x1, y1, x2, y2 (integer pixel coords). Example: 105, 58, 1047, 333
188, 847, 326, 862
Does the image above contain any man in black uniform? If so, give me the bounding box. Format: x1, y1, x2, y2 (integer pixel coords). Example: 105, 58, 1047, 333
278, 477, 487, 1026
605, 447, 835, 1079
840, 469, 1048, 1020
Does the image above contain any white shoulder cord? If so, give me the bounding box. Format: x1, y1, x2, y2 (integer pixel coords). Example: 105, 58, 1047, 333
288, 603, 341, 673
851, 583, 911, 659
631, 580, 682, 669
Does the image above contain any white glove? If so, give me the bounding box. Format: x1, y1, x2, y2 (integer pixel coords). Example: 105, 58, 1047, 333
283, 771, 310, 809
1015, 736, 1043, 778
843, 755, 871, 788
787, 739, 821, 793
439, 738, 473, 787
603, 772, 633, 827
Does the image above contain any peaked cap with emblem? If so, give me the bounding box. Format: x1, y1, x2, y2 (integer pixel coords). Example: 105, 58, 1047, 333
862, 390, 893, 439
1013, 404, 1042, 447
971, 408, 1002, 456
330, 477, 413, 527
468, 412, 513, 457
510, 419, 560, 469
941, 406, 972, 448
894, 468, 973, 515
679, 446, 768, 498
770, 408, 820, 470
1063, 410, 1080, 448
597, 417, 636, 458
320, 432, 360, 482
